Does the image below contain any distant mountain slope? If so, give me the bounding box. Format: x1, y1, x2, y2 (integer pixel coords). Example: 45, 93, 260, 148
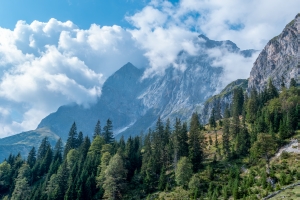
0, 127, 59, 161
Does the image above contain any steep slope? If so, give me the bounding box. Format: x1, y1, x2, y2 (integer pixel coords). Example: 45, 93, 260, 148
248, 14, 300, 91
38, 62, 146, 141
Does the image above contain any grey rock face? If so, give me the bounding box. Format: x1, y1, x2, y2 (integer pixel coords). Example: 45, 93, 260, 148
248, 14, 299, 91
37, 35, 254, 140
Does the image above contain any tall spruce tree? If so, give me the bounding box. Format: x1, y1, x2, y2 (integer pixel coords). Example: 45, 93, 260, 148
53, 138, 63, 162
27, 147, 36, 168
37, 137, 51, 161
77, 131, 83, 148
102, 119, 114, 144
222, 107, 231, 159
209, 108, 217, 130
189, 113, 204, 172
93, 120, 101, 139
64, 122, 78, 157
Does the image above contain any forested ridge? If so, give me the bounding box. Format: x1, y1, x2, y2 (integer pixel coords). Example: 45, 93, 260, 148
0, 79, 299, 200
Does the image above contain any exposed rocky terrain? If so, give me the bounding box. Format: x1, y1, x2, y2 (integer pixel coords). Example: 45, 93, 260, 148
248, 14, 300, 92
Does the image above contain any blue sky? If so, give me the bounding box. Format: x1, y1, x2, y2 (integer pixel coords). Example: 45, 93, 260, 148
0, 0, 298, 137
0, 0, 179, 29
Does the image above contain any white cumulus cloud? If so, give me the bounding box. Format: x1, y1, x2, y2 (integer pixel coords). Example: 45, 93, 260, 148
0, 18, 145, 138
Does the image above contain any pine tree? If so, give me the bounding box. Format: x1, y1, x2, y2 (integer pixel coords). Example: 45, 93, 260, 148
103, 154, 127, 200
27, 147, 36, 168
175, 157, 192, 188
189, 113, 204, 172
39, 145, 53, 175
64, 122, 78, 157
11, 163, 30, 200
223, 107, 231, 159
158, 166, 167, 191
93, 120, 101, 139
173, 119, 189, 167
53, 138, 63, 162
209, 108, 216, 130
37, 137, 51, 161
0, 161, 11, 192
267, 78, 279, 100
96, 152, 111, 188
88, 135, 105, 156
246, 88, 259, 123
152, 117, 164, 173
77, 131, 83, 148
236, 114, 251, 156
102, 119, 114, 144
232, 87, 244, 117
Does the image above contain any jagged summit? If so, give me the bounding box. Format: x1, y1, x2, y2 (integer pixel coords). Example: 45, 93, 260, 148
198, 34, 239, 51
114, 62, 141, 74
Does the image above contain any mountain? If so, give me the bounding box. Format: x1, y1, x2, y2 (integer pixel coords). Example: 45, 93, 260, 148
248, 14, 300, 91
202, 13, 300, 122
0, 127, 59, 161
0, 35, 255, 161
37, 35, 254, 141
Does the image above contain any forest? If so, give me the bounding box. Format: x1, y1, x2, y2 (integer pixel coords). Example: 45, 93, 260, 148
0, 79, 299, 200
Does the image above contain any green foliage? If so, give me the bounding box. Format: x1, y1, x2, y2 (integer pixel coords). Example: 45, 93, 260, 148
93, 120, 101, 139
189, 113, 205, 172
0, 86, 299, 199
11, 163, 30, 200
175, 157, 193, 188
63, 122, 78, 157
102, 119, 114, 144
103, 154, 127, 200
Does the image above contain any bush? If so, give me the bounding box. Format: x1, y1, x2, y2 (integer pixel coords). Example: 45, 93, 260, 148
281, 151, 290, 159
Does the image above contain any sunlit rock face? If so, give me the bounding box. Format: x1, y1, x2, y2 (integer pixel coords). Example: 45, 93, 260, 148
248, 14, 300, 92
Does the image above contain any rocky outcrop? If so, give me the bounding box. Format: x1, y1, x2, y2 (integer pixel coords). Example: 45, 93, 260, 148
248, 14, 300, 92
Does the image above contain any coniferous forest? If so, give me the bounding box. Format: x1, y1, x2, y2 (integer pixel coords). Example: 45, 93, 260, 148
0, 80, 299, 199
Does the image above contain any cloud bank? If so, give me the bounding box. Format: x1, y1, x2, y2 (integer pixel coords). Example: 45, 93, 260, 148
0, 18, 146, 137
0, 0, 298, 137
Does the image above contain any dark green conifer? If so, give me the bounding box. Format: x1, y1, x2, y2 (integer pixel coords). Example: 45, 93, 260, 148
27, 147, 36, 168
102, 119, 114, 144
64, 122, 78, 158
93, 120, 101, 139
189, 113, 204, 172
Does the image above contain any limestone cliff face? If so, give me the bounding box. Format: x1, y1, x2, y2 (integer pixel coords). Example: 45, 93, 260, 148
248, 14, 299, 91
